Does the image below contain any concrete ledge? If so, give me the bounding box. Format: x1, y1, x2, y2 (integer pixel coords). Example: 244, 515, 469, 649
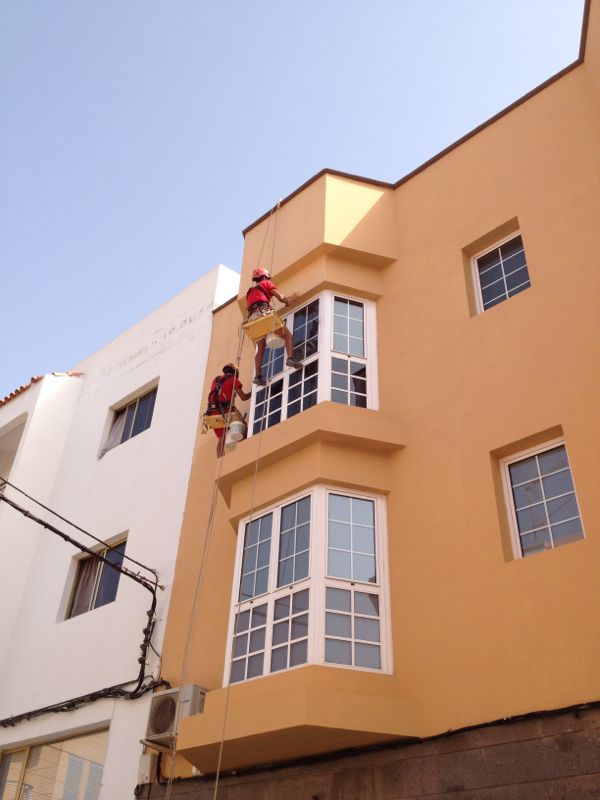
177, 665, 417, 773
217, 403, 405, 508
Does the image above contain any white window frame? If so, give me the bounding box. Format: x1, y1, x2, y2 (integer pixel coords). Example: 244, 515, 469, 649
471, 231, 530, 314
223, 485, 391, 685
248, 292, 378, 436
500, 438, 585, 559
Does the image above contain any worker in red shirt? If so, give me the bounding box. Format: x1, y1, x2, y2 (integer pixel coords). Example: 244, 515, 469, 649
246, 268, 302, 386
206, 363, 251, 456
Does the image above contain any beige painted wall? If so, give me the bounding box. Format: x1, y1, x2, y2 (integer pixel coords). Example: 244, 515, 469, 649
162, 0, 600, 773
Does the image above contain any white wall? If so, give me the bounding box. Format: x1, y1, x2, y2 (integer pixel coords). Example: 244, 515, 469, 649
0, 264, 239, 797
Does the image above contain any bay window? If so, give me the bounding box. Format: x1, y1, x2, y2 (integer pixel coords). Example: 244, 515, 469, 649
249, 292, 377, 435
225, 487, 390, 685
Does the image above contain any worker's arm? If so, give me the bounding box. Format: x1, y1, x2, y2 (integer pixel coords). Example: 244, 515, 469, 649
235, 387, 252, 402
272, 289, 299, 307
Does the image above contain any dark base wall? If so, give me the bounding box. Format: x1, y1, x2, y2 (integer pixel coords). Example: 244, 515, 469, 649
142, 707, 600, 799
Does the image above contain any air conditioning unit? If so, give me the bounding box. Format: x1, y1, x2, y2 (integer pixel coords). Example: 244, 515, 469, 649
144, 685, 206, 748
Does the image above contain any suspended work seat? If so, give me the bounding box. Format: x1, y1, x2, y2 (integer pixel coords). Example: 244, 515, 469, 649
242, 310, 285, 344
201, 408, 243, 434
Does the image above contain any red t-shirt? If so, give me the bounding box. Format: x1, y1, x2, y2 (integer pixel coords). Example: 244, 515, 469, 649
210, 374, 242, 406
246, 279, 278, 309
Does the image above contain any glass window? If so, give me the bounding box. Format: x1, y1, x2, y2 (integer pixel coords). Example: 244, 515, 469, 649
0, 731, 108, 800
333, 297, 365, 356
239, 514, 273, 601
249, 292, 376, 434
67, 540, 127, 619
324, 587, 381, 669
228, 488, 387, 684
102, 386, 158, 455
475, 234, 530, 312
506, 443, 584, 557
278, 497, 311, 587
328, 494, 376, 582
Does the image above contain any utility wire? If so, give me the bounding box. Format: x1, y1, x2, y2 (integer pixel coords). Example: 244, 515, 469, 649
0, 493, 157, 595
0, 495, 166, 728
0, 475, 158, 578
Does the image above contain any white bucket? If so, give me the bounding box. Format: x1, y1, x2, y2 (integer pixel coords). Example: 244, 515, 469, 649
227, 420, 245, 443
266, 331, 284, 350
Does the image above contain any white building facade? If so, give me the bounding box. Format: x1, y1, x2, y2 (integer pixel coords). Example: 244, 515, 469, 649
0, 265, 239, 799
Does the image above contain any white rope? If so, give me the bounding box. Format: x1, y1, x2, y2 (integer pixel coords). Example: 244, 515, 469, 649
162, 201, 282, 800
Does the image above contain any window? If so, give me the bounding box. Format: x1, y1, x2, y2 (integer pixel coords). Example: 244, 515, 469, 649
503, 442, 584, 557
100, 386, 157, 456
66, 539, 127, 618
226, 487, 389, 684
473, 234, 530, 312
249, 293, 377, 435
0, 730, 108, 800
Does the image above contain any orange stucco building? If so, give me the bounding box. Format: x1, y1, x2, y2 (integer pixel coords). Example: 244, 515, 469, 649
154, 2, 600, 795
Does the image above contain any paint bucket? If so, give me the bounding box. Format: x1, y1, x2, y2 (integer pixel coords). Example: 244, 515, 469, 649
227, 420, 245, 443
266, 331, 284, 349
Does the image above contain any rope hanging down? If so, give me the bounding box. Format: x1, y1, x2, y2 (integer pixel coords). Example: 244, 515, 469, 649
162, 200, 282, 800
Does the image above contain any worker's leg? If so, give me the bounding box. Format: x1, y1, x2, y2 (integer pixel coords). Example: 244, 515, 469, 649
253, 339, 267, 385
276, 326, 302, 369
214, 427, 225, 457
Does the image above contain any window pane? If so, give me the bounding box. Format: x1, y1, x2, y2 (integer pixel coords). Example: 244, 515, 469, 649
551, 518, 583, 546
352, 498, 374, 526
329, 494, 351, 522
68, 557, 98, 618
292, 589, 309, 613
230, 660, 245, 683
332, 357, 348, 374
325, 639, 352, 665
326, 587, 351, 612
353, 553, 376, 582
295, 550, 309, 581
279, 531, 294, 559
355, 643, 381, 669
331, 389, 348, 404
520, 528, 552, 556
328, 549, 351, 579
94, 541, 126, 609
296, 523, 310, 553
291, 613, 308, 640
236, 610, 250, 632
233, 633, 247, 658
512, 479, 543, 509
296, 497, 311, 525
278, 558, 294, 587
355, 617, 380, 642
271, 646, 288, 672
121, 403, 136, 442
290, 639, 308, 667
542, 470, 574, 498
354, 592, 379, 617
516, 504, 548, 533
249, 628, 266, 652
329, 521, 351, 549
500, 234, 523, 259
353, 527, 375, 555
505, 267, 529, 292
326, 612, 352, 638
247, 653, 263, 678
131, 388, 157, 437
537, 446, 569, 475
274, 596, 289, 620
251, 604, 268, 627
546, 494, 579, 524
509, 458, 539, 486
254, 567, 269, 595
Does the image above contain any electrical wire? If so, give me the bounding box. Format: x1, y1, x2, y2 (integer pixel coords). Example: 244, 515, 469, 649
0, 494, 166, 728
0, 475, 158, 578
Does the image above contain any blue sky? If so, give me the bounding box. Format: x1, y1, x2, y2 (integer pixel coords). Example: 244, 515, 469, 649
0, 0, 585, 400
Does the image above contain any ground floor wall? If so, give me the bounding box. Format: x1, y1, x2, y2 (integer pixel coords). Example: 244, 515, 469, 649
143, 705, 600, 799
